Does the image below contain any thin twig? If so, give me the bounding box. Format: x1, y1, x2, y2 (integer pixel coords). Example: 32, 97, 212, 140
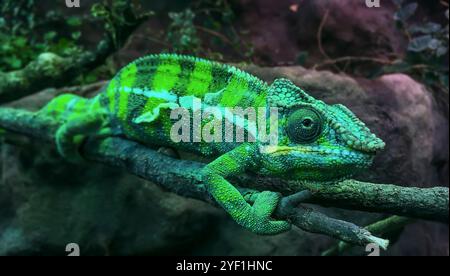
313, 56, 394, 70
321, 216, 414, 256
316, 9, 341, 72
132, 34, 172, 48
195, 25, 234, 45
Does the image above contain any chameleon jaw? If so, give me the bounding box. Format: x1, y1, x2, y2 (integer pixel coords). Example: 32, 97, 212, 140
258, 144, 377, 177
259, 144, 376, 159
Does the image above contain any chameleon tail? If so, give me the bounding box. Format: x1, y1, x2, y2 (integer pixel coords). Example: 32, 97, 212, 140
39, 94, 90, 121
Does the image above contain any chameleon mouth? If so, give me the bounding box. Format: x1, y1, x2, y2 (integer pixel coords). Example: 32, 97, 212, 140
259, 145, 375, 160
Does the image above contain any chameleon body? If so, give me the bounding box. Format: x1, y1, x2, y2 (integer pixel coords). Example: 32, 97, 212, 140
40, 54, 385, 235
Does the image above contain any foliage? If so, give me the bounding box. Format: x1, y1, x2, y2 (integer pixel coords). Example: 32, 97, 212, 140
0, 0, 249, 72
167, 9, 202, 53
0, 0, 83, 71
0, 0, 154, 84
91, 0, 154, 49
384, 0, 449, 92
165, 0, 254, 60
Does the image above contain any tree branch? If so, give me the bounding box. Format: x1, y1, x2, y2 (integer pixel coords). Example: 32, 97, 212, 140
321, 216, 414, 256
0, 107, 447, 248
302, 180, 448, 223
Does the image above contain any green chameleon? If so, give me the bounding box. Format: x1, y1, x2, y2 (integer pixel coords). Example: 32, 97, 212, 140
39, 54, 385, 235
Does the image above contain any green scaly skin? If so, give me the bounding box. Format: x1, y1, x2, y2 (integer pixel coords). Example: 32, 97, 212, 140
39, 54, 385, 235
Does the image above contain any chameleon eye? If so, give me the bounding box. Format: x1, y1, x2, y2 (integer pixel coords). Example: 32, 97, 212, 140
287, 107, 323, 144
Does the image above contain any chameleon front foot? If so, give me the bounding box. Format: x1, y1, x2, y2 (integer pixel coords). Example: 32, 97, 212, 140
239, 191, 291, 235
203, 144, 291, 235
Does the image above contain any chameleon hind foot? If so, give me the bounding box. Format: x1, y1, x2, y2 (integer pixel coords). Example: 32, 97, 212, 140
55, 113, 105, 163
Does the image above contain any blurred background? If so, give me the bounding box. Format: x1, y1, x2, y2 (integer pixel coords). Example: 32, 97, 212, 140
0, 0, 448, 255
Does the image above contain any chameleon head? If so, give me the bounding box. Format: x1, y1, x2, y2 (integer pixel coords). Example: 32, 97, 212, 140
259, 78, 385, 181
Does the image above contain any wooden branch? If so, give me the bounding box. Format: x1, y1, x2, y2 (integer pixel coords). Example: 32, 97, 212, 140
301, 180, 448, 223
0, 107, 448, 248
322, 216, 414, 256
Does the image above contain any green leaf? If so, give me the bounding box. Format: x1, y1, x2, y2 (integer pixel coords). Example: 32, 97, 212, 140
436, 46, 448, 57
408, 22, 441, 34
84, 73, 98, 83
71, 31, 81, 40
14, 36, 27, 47
44, 31, 57, 41
408, 35, 432, 52
91, 3, 108, 18
67, 16, 82, 27
394, 2, 418, 22
427, 38, 440, 50
6, 56, 22, 69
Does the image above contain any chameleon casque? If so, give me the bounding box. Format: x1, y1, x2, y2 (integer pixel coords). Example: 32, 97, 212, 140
39, 54, 385, 235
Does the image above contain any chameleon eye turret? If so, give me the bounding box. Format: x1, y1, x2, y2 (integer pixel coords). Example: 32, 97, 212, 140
286, 107, 324, 144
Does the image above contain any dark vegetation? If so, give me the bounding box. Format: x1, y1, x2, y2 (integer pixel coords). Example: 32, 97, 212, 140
0, 0, 448, 93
